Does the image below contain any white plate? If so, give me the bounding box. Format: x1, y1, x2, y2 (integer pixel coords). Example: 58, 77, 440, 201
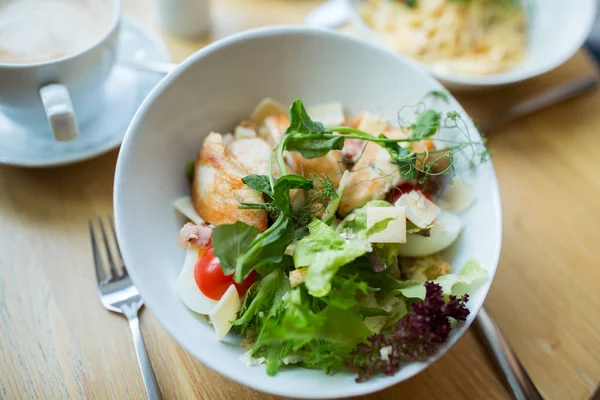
114, 26, 502, 399
309, 0, 597, 90
0, 17, 170, 167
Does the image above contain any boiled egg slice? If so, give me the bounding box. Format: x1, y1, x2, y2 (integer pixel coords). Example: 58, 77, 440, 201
437, 177, 475, 213
176, 248, 218, 314
173, 196, 204, 225
398, 211, 462, 257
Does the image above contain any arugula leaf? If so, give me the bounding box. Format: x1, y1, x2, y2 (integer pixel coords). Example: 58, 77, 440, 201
275, 175, 314, 191
273, 175, 313, 217
286, 134, 346, 159
234, 217, 296, 282
212, 222, 260, 276
242, 174, 273, 196
212, 216, 296, 282
410, 109, 441, 140
284, 99, 345, 159
285, 99, 330, 136
255, 254, 295, 276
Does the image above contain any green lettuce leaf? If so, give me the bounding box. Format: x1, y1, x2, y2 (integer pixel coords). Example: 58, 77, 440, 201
234, 270, 291, 329
294, 219, 371, 297
436, 259, 488, 297
336, 200, 402, 274
258, 288, 370, 346
252, 284, 371, 375
326, 276, 370, 310
360, 294, 408, 333
335, 200, 393, 234
396, 259, 488, 300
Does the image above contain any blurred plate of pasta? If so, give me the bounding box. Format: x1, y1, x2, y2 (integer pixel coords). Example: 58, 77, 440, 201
315, 0, 597, 90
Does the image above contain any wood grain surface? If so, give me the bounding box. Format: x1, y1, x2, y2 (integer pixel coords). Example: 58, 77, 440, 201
1, 1, 599, 399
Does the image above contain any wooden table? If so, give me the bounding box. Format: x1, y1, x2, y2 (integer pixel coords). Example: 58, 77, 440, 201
1, 1, 599, 399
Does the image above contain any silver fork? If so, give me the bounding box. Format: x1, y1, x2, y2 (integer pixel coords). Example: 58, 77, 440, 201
89, 215, 163, 400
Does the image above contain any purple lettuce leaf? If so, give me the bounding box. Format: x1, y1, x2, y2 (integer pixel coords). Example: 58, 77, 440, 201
346, 281, 470, 382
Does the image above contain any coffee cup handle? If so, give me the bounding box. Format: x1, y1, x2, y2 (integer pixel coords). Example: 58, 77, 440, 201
39, 83, 79, 142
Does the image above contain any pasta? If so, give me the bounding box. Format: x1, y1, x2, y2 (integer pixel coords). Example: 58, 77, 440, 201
360, 0, 527, 75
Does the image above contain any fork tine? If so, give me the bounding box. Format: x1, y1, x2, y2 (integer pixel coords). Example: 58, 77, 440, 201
89, 219, 109, 284
97, 215, 120, 278
107, 213, 127, 278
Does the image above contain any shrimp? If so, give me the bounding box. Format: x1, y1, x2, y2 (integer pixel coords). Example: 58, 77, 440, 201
192, 133, 268, 231
338, 124, 410, 216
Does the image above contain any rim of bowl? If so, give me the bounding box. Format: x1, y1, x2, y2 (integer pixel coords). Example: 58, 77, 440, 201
344, 0, 598, 87
114, 25, 503, 398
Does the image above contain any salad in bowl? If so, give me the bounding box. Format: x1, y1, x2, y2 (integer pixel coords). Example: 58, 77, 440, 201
173, 94, 490, 382
114, 26, 502, 398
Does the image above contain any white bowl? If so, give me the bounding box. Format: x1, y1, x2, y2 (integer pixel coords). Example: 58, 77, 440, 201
345, 0, 597, 90
114, 26, 502, 398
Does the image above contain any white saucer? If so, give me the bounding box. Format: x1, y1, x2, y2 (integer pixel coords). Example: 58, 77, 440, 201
0, 17, 171, 167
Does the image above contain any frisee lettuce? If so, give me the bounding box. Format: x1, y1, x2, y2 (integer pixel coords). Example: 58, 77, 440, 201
294, 219, 372, 297
236, 271, 372, 376
394, 259, 488, 300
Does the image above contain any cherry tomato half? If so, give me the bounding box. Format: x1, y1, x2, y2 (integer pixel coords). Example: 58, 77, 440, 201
194, 247, 255, 300
387, 183, 432, 204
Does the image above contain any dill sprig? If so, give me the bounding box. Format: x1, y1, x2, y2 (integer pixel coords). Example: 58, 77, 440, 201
294, 174, 339, 227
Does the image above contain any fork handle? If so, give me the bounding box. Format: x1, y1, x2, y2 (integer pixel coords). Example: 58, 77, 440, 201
474, 307, 543, 400
127, 313, 163, 400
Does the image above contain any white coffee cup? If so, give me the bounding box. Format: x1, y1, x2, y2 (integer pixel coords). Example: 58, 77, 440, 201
0, 0, 121, 142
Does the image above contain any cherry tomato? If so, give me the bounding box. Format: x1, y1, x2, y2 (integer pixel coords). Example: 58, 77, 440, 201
387, 183, 432, 204
194, 247, 255, 300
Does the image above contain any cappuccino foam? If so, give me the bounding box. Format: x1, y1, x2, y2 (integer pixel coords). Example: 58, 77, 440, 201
0, 0, 113, 64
